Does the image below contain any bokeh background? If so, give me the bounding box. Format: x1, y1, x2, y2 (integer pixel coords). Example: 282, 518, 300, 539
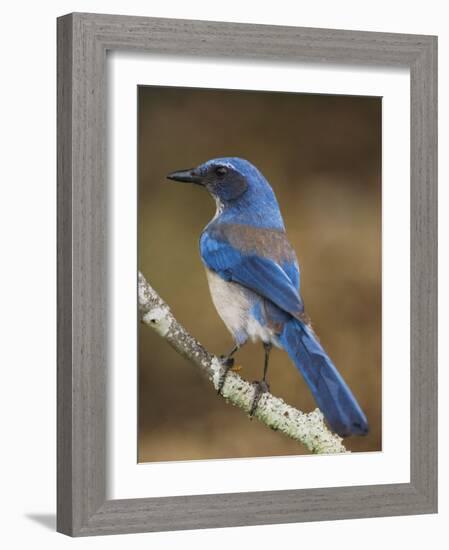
138, 86, 381, 462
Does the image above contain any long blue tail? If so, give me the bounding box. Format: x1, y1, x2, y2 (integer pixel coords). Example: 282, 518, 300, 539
279, 318, 368, 437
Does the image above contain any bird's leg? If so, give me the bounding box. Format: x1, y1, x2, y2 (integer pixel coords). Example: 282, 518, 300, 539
217, 344, 239, 394
262, 342, 272, 384
249, 342, 272, 416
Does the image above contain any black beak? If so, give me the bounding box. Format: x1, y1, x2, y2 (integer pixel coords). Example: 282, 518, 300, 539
166, 168, 204, 186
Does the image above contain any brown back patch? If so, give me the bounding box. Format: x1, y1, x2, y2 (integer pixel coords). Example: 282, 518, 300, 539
214, 223, 297, 264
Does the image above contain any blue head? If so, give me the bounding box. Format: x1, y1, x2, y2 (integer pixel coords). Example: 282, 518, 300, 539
167, 157, 285, 229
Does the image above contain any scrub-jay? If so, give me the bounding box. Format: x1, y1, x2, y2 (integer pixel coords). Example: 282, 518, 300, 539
167, 157, 368, 437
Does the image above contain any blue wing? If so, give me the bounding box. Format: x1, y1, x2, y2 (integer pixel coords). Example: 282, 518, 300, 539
200, 229, 304, 318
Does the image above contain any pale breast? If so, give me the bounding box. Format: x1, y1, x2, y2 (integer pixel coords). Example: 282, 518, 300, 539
205, 268, 251, 341
205, 268, 278, 346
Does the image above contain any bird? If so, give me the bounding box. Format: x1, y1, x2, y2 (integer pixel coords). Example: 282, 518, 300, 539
167, 157, 368, 437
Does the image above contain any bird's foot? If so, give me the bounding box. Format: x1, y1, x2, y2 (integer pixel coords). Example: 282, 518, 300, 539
216, 355, 235, 395
249, 380, 271, 417
219, 355, 235, 368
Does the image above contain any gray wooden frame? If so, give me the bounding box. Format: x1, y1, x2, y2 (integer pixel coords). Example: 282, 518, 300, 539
57, 12, 437, 537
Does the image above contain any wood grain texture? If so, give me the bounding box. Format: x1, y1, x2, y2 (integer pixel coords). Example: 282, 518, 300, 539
57, 14, 73, 536
57, 12, 438, 536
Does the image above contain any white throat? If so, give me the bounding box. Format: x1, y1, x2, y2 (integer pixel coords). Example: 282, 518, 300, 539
212, 196, 224, 221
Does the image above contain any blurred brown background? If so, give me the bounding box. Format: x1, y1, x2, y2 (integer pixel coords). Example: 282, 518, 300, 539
138, 86, 381, 462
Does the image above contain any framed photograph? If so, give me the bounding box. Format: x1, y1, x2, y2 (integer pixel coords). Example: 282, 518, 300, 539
57, 13, 437, 536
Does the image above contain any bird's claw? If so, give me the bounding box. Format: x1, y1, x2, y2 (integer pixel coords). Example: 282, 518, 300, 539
217, 354, 237, 395
217, 356, 235, 395
249, 380, 270, 417
219, 355, 235, 368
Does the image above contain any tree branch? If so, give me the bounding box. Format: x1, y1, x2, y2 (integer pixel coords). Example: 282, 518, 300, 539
138, 271, 347, 454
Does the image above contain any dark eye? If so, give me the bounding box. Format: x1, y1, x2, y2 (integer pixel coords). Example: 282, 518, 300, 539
215, 166, 228, 177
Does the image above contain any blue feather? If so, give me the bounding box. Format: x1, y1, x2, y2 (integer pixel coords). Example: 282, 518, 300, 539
200, 231, 304, 317
279, 319, 369, 436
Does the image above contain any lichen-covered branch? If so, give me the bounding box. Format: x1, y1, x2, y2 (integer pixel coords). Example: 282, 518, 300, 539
138, 271, 347, 454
